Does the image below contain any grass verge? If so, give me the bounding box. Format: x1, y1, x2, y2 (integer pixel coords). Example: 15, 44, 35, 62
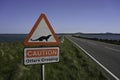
0, 39, 107, 80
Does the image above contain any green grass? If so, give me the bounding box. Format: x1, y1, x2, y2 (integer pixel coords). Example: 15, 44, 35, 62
0, 39, 107, 80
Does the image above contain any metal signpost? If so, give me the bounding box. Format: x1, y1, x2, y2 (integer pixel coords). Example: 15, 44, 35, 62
41, 64, 44, 80
23, 13, 60, 80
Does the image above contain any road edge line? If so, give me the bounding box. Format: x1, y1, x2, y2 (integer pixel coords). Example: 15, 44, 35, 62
67, 37, 119, 80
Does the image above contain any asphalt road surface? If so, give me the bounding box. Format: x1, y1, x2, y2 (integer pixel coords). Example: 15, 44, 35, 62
67, 36, 120, 80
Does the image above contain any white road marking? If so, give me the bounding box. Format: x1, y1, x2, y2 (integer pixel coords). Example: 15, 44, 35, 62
67, 37, 120, 80
105, 47, 120, 53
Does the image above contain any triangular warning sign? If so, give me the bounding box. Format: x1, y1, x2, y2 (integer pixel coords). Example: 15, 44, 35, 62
24, 14, 60, 46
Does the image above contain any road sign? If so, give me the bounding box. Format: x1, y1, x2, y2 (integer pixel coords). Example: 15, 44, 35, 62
24, 14, 60, 46
24, 47, 59, 65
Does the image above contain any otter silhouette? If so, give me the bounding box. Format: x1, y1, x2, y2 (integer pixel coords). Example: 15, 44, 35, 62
31, 35, 51, 41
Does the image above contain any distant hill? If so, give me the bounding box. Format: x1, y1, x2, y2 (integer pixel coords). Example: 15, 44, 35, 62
73, 33, 120, 40
0, 33, 120, 42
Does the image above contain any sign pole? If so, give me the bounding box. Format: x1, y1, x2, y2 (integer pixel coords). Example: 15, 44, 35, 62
41, 64, 45, 80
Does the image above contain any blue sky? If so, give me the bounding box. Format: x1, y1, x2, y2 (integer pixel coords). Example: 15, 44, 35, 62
0, 0, 120, 33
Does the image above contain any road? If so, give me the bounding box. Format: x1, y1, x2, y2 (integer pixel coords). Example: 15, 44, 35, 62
67, 36, 120, 80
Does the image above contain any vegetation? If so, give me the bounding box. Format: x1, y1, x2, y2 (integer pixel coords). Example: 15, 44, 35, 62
0, 39, 107, 80
73, 36, 120, 45
92, 38, 120, 45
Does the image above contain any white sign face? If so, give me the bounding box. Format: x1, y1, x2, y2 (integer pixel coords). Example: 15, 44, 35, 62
24, 47, 59, 65
24, 14, 60, 46
29, 18, 56, 42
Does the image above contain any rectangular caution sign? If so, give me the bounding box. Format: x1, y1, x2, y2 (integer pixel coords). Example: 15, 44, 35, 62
24, 47, 59, 65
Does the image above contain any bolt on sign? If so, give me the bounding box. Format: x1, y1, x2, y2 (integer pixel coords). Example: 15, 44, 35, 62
23, 13, 60, 65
